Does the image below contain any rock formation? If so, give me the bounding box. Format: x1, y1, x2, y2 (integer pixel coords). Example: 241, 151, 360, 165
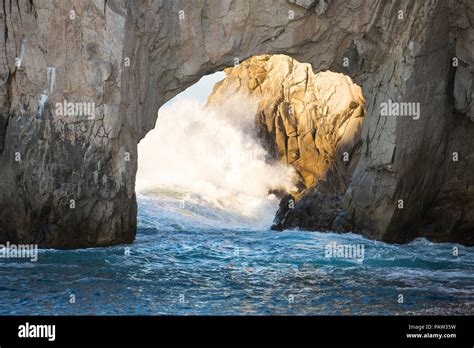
208, 55, 365, 192
0, 0, 472, 248
207, 54, 365, 232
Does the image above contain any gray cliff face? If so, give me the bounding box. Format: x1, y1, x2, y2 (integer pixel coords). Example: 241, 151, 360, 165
0, 0, 136, 248
0, 0, 472, 248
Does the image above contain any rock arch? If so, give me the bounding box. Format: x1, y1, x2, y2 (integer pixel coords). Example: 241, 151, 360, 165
0, 0, 472, 248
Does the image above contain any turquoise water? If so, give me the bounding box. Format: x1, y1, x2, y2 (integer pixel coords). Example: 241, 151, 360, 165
0, 189, 472, 315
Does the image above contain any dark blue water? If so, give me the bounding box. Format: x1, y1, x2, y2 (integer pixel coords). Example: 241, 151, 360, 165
0, 189, 472, 315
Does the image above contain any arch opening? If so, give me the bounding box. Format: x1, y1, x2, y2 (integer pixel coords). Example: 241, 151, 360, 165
136, 54, 365, 232
136, 69, 297, 229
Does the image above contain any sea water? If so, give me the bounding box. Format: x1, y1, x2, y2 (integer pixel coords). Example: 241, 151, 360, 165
0, 189, 472, 315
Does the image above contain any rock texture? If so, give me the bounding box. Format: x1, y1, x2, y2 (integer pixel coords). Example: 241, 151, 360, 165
0, 0, 136, 248
209, 55, 365, 192
207, 54, 365, 232
0, 0, 472, 248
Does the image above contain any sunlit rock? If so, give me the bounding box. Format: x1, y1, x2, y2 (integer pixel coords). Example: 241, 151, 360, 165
208, 55, 365, 192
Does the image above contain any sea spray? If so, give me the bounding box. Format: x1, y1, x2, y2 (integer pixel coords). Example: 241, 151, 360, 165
136, 94, 296, 225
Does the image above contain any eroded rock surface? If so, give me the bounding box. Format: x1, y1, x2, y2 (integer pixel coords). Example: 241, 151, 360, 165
207, 54, 365, 232
0, 0, 472, 247
0, 0, 136, 248
209, 55, 365, 192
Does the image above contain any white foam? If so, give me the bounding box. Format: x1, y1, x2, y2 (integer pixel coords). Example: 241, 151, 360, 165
136, 95, 296, 224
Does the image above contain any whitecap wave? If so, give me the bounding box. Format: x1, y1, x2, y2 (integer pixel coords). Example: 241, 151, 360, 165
136, 95, 296, 226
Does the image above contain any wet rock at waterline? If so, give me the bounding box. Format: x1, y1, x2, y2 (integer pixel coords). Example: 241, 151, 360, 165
0, 0, 473, 248
271, 192, 352, 233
